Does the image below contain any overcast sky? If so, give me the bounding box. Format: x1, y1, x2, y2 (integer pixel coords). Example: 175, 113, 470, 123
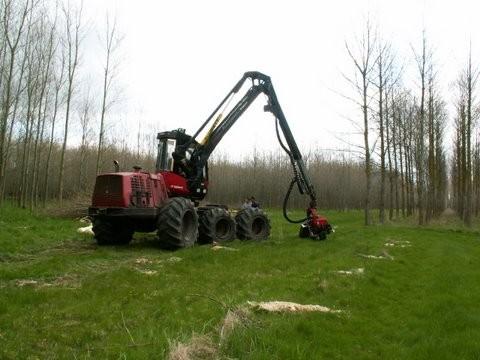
78, 0, 479, 161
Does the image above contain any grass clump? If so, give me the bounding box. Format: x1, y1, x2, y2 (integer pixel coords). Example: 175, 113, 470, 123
168, 334, 217, 360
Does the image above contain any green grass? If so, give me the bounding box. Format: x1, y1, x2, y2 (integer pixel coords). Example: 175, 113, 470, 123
1, 205, 480, 359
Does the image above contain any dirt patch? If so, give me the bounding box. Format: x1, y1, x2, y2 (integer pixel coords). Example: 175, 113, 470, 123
136, 269, 158, 276
167, 334, 217, 360
334, 268, 364, 275
167, 257, 182, 263
135, 257, 153, 265
211, 245, 238, 252
357, 254, 386, 259
247, 301, 342, 314
384, 239, 411, 248
358, 250, 394, 260
16, 279, 39, 287
134, 257, 159, 275
60, 320, 82, 328
385, 243, 411, 248
15, 275, 81, 289
49, 275, 81, 288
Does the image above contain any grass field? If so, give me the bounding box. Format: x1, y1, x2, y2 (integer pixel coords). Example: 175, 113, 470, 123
1, 205, 480, 359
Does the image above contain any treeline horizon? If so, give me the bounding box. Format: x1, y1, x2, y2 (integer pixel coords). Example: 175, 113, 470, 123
1, 140, 422, 213
343, 18, 479, 226
1, 1, 480, 226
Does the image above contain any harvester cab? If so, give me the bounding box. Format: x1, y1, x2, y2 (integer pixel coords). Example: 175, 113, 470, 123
155, 129, 208, 202
89, 71, 331, 248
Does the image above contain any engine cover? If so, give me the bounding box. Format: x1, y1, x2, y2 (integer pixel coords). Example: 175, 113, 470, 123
91, 172, 168, 208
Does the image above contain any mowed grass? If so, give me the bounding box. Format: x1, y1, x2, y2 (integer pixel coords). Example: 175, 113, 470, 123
0, 205, 480, 359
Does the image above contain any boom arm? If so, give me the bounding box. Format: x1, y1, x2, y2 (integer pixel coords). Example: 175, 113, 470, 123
176, 71, 316, 222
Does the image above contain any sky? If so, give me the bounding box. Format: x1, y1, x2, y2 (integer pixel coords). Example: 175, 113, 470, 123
78, 0, 480, 161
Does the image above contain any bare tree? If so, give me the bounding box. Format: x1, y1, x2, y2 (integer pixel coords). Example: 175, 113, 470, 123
96, 13, 122, 175
464, 47, 478, 226
453, 46, 479, 225
396, 92, 407, 217
474, 135, 480, 216
30, 11, 57, 210
412, 31, 430, 225
374, 40, 394, 223
0, 8, 29, 200
401, 98, 416, 216
58, 1, 83, 204
433, 99, 447, 215
345, 18, 377, 225
18, 4, 39, 208
42, 49, 65, 205
0, 0, 30, 204
77, 86, 93, 192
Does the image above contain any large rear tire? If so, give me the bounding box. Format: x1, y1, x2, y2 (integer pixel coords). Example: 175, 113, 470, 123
235, 208, 270, 241
198, 207, 236, 244
93, 218, 133, 245
157, 197, 198, 248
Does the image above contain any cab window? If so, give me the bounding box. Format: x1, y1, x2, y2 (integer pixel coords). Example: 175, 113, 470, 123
156, 139, 176, 171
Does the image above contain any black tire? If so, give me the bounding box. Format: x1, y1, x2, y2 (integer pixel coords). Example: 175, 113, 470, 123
198, 207, 236, 244
299, 224, 310, 238
157, 197, 198, 248
93, 218, 133, 246
235, 207, 270, 240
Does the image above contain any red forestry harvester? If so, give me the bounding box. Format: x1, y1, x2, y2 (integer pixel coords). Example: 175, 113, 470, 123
88, 72, 331, 248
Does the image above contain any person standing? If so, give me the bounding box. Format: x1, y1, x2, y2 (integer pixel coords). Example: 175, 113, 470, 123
242, 198, 251, 209
250, 196, 260, 208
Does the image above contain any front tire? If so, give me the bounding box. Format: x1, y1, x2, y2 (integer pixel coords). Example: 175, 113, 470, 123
198, 207, 236, 244
235, 208, 270, 240
157, 197, 198, 248
93, 218, 133, 245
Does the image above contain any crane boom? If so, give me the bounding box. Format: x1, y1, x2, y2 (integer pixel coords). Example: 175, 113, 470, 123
161, 71, 317, 223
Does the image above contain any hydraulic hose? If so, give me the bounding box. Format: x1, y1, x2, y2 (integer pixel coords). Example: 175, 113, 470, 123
275, 114, 292, 157
282, 177, 308, 223
275, 118, 308, 224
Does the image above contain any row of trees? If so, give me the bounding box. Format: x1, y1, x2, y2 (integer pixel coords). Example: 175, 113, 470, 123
1, 0, 382, 214
1, 2, 479, 226
344, 21, 467, 225
207, 151, 368, 210
0, 0, 123, 209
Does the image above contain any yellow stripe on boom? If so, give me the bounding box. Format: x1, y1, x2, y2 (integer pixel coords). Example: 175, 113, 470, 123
201, 113, 223, 145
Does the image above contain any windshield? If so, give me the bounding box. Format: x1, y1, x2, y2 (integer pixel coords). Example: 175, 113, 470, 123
156, 139, 176, 171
